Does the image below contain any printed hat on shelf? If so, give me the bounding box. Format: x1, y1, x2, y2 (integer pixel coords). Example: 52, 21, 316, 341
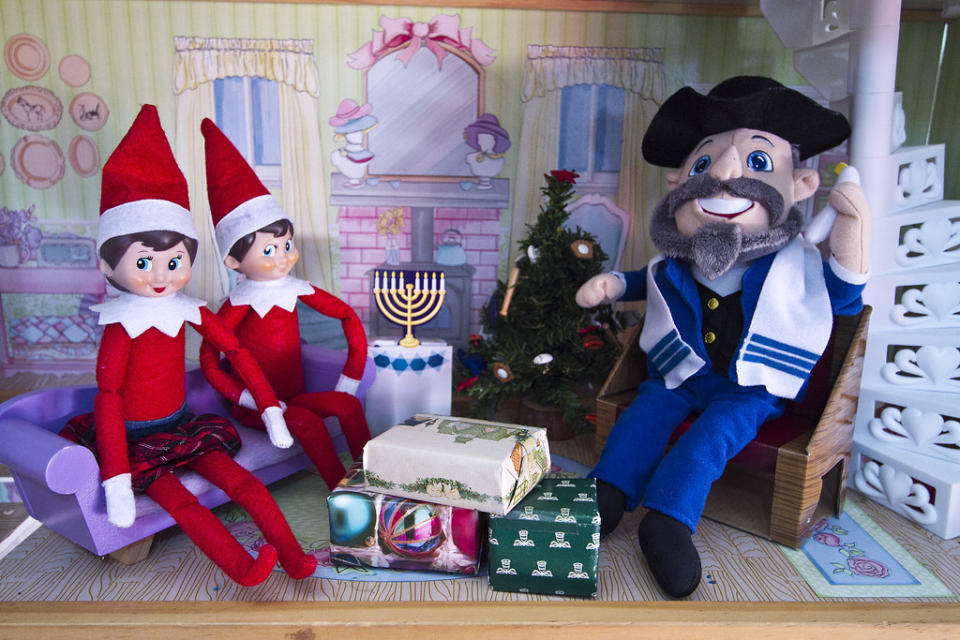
97, 104, 197, 252
329, 98, 377, 134
201, 117, 290, 259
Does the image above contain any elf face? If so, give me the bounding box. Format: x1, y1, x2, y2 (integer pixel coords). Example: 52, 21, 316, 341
225, 230, 299, 281
100, 240, 192, 297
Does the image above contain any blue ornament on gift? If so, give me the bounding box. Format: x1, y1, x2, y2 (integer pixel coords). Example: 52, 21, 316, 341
379, 499, 444, 558
328, 492, 376, 546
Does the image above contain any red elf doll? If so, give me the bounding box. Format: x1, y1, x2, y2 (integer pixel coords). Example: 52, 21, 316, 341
198, 118, 371, 490
61, 105, 316, 586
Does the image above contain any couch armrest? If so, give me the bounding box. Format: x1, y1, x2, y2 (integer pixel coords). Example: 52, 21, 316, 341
301, 343, 376, 398
0, 417, 99, 495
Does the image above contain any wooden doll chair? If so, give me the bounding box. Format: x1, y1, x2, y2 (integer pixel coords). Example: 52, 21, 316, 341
595, 306, 871, 548
0, 344, 375, 563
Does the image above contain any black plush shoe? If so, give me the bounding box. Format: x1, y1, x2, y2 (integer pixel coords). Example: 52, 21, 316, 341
637, 509, 701, 598
596, 479, 627, 538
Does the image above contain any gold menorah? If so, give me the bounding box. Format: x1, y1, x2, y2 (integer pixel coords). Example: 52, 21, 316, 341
373, 270, 446, 347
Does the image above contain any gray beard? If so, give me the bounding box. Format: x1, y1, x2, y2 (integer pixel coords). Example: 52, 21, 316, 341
650, 174, 803, 279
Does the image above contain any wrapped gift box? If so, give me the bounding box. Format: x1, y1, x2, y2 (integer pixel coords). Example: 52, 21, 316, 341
362, 414, 551, 515
327, 462, 483, 574
487, 477, 600, 597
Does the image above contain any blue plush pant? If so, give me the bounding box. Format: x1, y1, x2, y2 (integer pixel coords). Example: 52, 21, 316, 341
590, 370, 784, 533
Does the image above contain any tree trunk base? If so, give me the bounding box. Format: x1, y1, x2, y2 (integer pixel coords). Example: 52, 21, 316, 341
519, 397, 576, 441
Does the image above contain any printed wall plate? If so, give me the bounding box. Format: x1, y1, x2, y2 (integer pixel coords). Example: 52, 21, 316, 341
68, 135, 99, 177
11, 134, 65, 189
69, 92, 109, 131
58, 54, 90, 87
4, 34, 50, 81
1, 86, 63, 131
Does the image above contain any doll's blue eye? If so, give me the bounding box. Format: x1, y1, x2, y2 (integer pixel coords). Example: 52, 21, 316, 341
263, 245, 276, 257
285, 240, 292, 252
168, 257, 182, 271
136, 257, 153, 271
747, 150, 773, 172
689, 155, 711, 176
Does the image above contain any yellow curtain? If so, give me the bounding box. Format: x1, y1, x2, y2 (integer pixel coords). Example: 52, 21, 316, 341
172, 36, 328, 302
278, 82, 333, 293
513, 45, 665, 269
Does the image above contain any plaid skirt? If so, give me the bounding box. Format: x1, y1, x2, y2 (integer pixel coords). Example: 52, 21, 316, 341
60, 410, 241, 492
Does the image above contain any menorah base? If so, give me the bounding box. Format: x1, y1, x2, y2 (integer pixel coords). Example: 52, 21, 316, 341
398, 336, 421, 348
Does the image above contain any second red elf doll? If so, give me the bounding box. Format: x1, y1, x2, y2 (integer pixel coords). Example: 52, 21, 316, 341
198, 118, 371, 490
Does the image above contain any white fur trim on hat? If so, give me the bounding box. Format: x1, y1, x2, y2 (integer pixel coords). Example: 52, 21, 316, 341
214, 194, 292, 260
97, 199, 198, 252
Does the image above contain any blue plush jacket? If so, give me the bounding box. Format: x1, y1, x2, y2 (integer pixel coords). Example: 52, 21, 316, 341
619, 253, 865, 389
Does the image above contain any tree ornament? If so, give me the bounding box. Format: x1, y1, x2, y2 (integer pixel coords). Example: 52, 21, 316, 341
571, 239, 594, 260
533, 352, 553, 374
527, 245, 540, 263
491, 362, 514, 383
582, 333, 604, 350
498, 266, 520, 317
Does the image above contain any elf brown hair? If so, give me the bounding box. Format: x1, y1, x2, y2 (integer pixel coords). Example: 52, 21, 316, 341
227, 219, 294, 264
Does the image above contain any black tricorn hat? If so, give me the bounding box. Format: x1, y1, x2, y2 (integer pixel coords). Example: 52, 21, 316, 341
641, 76, 850, 168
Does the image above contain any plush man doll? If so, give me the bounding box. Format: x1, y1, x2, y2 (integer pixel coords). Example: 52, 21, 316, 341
61, 104, 317, 586
198, 118, 371, 490
576, 76, 871, 597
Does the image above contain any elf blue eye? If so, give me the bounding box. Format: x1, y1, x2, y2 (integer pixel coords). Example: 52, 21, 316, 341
168, 257, 182, 271
136, 257, 152, 271
746, 150, 773, 172
285, 240, 292, 252
263, 245, 276, 257
689, 155, 711, 176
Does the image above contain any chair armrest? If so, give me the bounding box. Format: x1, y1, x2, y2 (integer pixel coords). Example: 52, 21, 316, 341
301, 343, 376, 398
806, 306, 871, 457
0, 417, 100, 495
597, 321, 646, 399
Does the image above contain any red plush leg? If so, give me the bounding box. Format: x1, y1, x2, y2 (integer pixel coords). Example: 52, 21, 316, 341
145, 472, 277, 587
282, 404, 347, 489
188, 450, 317, 580
290, 391, 372, 460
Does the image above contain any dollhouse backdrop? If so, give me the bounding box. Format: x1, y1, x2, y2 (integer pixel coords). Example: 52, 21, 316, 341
0, 0, 957, 375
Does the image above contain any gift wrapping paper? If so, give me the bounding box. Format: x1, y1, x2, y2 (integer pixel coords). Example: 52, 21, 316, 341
362, 414, 551, 515
488, 477, 600, 597
327, 463, 483, 574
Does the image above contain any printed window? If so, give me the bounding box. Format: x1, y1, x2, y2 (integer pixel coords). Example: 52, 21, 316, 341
214, 76, 282, 187
558, 84, 625, 197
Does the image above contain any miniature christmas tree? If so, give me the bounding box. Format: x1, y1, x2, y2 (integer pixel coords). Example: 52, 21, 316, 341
458, 170, 621, 432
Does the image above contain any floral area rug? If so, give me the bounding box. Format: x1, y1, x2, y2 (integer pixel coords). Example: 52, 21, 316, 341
779, 498, 952, 598
217, 455, 590, 583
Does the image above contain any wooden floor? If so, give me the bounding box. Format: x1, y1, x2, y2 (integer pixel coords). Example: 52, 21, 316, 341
2, 375, 960, 637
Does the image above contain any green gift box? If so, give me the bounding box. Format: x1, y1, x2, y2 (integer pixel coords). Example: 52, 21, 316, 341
487, 477, 600, 597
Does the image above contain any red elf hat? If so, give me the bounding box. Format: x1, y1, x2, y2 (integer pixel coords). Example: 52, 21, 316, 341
201, 118, 290, 260
97, 104, 197, 252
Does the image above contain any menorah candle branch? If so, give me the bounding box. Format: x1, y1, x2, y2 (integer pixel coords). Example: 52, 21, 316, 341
374, 270, 446, 347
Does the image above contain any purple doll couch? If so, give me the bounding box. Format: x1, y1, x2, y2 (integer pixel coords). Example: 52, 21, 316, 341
0, 344, 375, 558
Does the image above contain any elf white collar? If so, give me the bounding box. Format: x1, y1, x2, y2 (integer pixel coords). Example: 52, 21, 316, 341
91, 292, 205, 338
228, 275, 313, 318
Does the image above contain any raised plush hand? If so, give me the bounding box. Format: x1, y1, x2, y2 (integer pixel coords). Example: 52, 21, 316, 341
575, 272, 625, 308
102, 473, 136, 528
261, 406, 294, 448
828, 180, 871, 274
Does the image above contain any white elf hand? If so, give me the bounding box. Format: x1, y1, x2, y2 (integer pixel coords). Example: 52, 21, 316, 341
261, 406, 294, 448
575, 273, 625, 308
102, 473, 136, 528
239, 389, 286, 413
334, 374, 361, 397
